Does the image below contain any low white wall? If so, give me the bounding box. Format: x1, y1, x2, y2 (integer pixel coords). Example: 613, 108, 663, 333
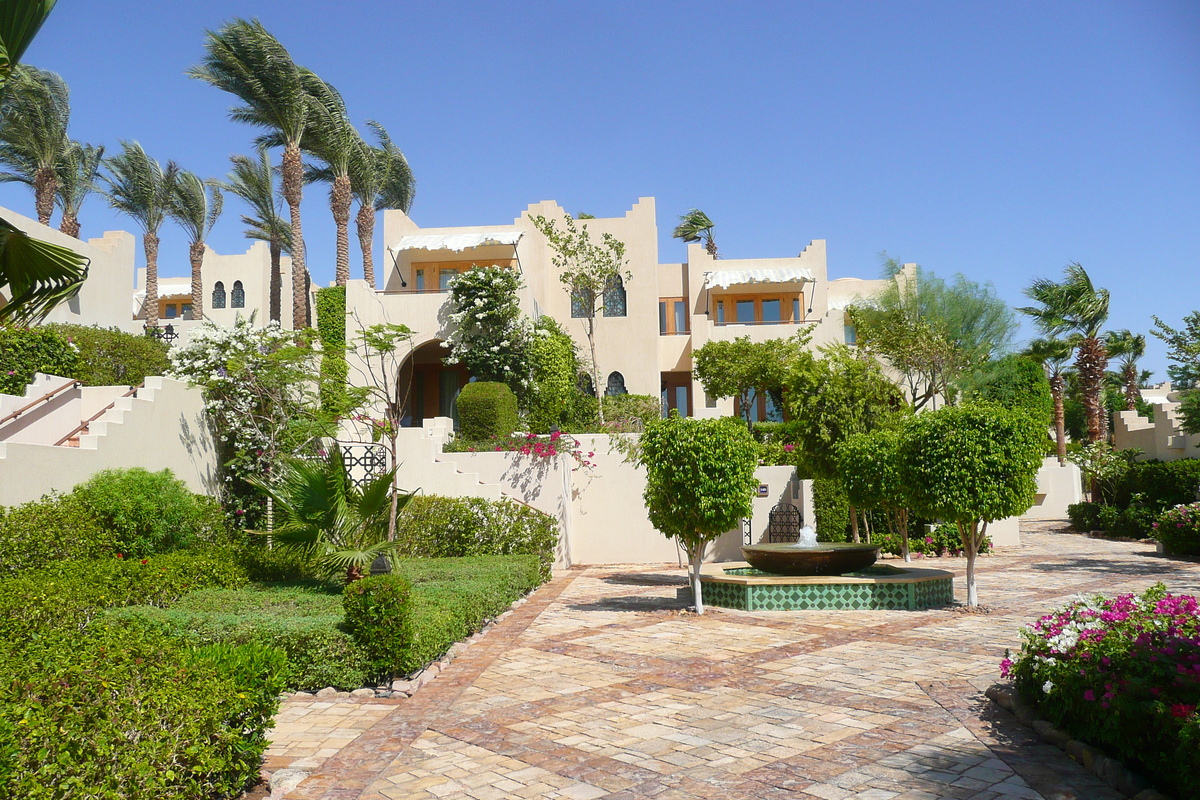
0, 376, 219, 506
1022, 457, 1083, 520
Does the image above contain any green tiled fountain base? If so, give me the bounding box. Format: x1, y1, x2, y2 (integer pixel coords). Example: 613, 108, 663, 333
699, 571, 954, 611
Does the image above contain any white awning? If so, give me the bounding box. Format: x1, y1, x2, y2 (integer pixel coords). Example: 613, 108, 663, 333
389, 231, 523, 254
704, 268, 814, 290
133, 281, 191, 301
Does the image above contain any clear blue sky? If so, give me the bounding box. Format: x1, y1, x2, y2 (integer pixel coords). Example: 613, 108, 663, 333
8, 1, 1199, 379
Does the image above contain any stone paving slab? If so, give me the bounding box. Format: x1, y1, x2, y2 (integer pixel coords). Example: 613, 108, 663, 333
268, 524, 1200, 799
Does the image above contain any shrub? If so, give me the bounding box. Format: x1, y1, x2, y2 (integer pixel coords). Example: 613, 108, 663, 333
0, 621, 286, 800
877, 522, 992, 557
343, 574, 413, 678
315, 286, 350, 417
526, 316, 578, 432
396, 495, 557, 578
457, 381, 518, 440
0, 549, 249, 643
812, 477, 850, 542
46, 323, 170, 386
1114, 459, 1200, 511
235, 540, 316, 583
0, 324, 77, 395
0, 492, 108, 575
1067, 501, 1102, 532
112, 585, 370, 691
1003, 585, 1200, 798
601, 393, 661, 432
1153, 502, 1200, 556
962, 354, 1053, 430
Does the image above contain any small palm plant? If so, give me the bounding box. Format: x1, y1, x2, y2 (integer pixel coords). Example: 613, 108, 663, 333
250, 447, 412, 583
672, 208, 718, 257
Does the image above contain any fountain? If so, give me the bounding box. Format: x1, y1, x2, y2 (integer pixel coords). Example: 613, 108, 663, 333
740, 526, 881, 576
699, 525, 954, 611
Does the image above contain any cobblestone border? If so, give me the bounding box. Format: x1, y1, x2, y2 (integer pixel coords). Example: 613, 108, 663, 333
985, 684, 1172, 800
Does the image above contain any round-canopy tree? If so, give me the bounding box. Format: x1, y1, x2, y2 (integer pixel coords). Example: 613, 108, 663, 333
836, 429, 911, 561
898, 404, 1043, 606
639, 415, 759, 614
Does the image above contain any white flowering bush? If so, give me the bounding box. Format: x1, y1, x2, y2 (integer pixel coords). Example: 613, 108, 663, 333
169, 317, 329, 526
442, 266, 531, 396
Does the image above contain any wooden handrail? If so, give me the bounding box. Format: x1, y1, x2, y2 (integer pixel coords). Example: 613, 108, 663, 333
0, 380, 80, 427
54, 385, 140, 447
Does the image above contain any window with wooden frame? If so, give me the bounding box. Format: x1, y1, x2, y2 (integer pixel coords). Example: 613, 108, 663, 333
713, 292, 805, 325
409, 259, 517, 292
659, 297, 689, 334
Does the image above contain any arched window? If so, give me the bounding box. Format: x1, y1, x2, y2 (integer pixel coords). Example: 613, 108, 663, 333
212, 281, 226, 309
606, 371, 627, 396
231, 280, 246, 309
578, 373, 595, 397
570, 284, 593, 318
603, 275, 626, 317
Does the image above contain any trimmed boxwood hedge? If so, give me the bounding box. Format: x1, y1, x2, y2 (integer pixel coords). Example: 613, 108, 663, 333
456, 381, 518, 440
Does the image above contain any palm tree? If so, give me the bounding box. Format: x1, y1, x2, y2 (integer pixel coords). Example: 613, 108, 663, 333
54, 141, 104, 238
0, 0, 89, 324
0, 65, 70, 226
190, 18, 312, 329
224, 145, 292, 323
102, 141, 176, 328
167, 169, 222, 321
347, 120, 414, 287
249, 447, 412, 583
295, 72, 359, 287
1025, 337, 1074, 464
1106, 329, 1146, 411
672, 208, 717, 257
1018, 264, 1111, 443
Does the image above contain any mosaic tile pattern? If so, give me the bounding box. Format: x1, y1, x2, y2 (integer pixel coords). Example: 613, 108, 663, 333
274, 523, 1200, 800
702, 573, 954, 611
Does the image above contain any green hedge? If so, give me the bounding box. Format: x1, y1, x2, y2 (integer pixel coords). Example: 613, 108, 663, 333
0, 325, 77, 395
343, 574, 413, 678
111, 585, 370, 691
1067, 501, 1102, 532
46, 323, 170, 387
1154, 502, 1200, 556
314, 286, 349, 417
0, 468, 232, 575
396, 495, 557, 578
0, 622, 285, 800
457, 381, 518, 439
812, 477, 850, 542
1114, 459, 1200, 511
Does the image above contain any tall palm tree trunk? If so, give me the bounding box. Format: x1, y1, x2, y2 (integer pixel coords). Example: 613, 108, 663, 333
1050, 374, 1067, 465
188, 241, 205, 320
332, 174, 352, 286
1123, 363, 1139, 411
282, 142, 308, 329
705, 238, 717, 258
1076, 336, 1108, 443
59, 212, 80, 238
33, 166, 57, 226
356, 202, 375, 287
269, 240, 282, 324
144, 233, 160, 327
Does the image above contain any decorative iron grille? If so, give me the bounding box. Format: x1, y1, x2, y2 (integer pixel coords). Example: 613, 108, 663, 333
340, 442, 389, 490
767, 502, 802, 543
742, 517, 753, 546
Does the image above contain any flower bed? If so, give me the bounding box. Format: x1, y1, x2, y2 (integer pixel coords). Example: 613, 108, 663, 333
1003, 584, 1200, 798
1153, 501, 1200, 556
444, 430, 596, 469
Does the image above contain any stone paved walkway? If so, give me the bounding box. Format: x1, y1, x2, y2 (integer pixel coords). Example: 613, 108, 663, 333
268, 523, 1200, 800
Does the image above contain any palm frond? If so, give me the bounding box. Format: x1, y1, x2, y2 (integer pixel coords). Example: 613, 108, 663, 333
55, 141, 104, 216
0, 214, 88, 322
167, 167, 223, 244
102, 141, 174, 234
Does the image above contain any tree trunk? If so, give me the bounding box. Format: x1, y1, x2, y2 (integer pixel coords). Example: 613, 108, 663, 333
1123, 363, 1139, 411
356, 202, 376, 287
849, 503, 860, 543
705, 238, 718, 258
896, 508, 910, 563
59, 211, 80, 239
1076, 336, 1109, 443
332, 174, 352, 287
387, 435, 399, 542
587, 315, 604, 425
346, 564, 364, 583
33, 166, 57, 227
1050, 374, 1067, 465
961, 520, 979, 607
269, 241, 282, 324
144, 233, 160, 327
282, 142, 309, 330
690, 545, 705, 614
189, 241, 205, 321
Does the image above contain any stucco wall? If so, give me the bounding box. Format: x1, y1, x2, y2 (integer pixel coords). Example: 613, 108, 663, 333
1022, 457, 1083, 520
0, 375, 219, 506
1114, 403, 1200, 462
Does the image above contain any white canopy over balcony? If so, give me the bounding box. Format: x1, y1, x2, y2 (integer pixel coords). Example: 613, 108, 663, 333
703, 267, 814, 290
389, 231, 523, 254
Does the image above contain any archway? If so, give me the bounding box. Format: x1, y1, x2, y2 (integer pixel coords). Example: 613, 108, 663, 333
404, 339, 470, 427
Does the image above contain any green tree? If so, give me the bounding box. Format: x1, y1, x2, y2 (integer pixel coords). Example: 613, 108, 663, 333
693, 332, 810, 430
442, 266, 531, 397
1105, 329, 1146, 412
250, 448, 408, 583
0, 0, 89, 324
224, 145, 292, 324
0, 65, 69, 225
672, 208, 717, 257
190, 18, 313, 328
1151, 311, 1200, 390
166, 168, 222, 321
526, 315, 578, 432
639, 415, 759, 614
102, 141, 177, 328
529, 212, 630, 424
960, 353, 1053, 430
1018, 263, 1110, 442
784, 345, 908, 541
1024, 338, 1073, 464
54, 140, 103, 239
348, 120, 415, 287
899, 404, 1043, 606
836, 429, 911, 560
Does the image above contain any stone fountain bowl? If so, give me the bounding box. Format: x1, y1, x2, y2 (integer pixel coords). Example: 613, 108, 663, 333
741, 542, 882, 576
